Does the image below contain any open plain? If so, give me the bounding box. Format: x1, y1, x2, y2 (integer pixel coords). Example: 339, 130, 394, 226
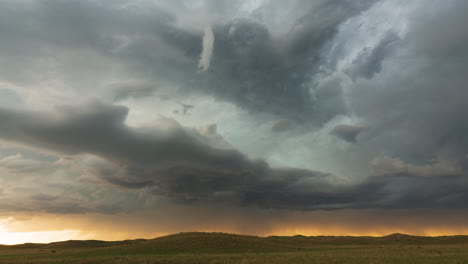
1, 232, 468, 264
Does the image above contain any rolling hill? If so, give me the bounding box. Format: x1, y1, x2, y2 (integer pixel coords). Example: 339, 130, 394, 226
1, 233, 468, 264
1, 232, 468, 251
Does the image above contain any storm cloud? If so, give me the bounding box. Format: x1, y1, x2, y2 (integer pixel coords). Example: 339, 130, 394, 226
0, 0, 380, 123
0, 0, 468, 239
1, 101, 468, 213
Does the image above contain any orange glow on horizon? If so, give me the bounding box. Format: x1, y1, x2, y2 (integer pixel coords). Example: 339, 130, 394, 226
3, 209, 468, 245
264, 227, 468, 238
0, 228, 92, 245
3, 226, 468, 245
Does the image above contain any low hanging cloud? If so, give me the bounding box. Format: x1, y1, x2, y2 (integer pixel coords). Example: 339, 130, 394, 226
1, 101, 468, 214
0, 102, 345, 210
0, 0, 468, 238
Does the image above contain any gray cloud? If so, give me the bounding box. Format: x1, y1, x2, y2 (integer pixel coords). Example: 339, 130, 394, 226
0, 102, 330, 210
190, 0, 377, 123
1, 101, 468, 213
271, 119, 297, 133
0, 0, 467, 229
0, 0, 378, 124
0, 154, 69, 175
345, 0, 468, 164
105, 80, 157, 102
346, 32, 400, 80
29, 193, 58, 201
331, 124, 367, 143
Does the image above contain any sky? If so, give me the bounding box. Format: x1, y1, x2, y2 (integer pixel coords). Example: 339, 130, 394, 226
0, 0, 468, 244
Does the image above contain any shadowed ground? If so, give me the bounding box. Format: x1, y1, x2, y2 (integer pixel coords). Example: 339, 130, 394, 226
1, 232, 468, 263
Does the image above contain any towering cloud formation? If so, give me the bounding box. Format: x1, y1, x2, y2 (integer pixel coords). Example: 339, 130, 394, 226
0, 0, 468, 239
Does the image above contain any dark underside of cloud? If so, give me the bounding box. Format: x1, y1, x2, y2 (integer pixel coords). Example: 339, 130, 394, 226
0, 0, 379, 125
1, 102, 468, 213
191, 0, 377, 123
0, 0, 468, 220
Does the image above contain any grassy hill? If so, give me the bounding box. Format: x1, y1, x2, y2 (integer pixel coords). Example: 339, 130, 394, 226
3, 232, 468, 250
1, 232, 468, 263
118, 232, 298, 254
267, 232, 468, 246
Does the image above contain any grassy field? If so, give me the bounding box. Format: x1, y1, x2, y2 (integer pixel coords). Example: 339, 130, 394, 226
1, 232, 468, 263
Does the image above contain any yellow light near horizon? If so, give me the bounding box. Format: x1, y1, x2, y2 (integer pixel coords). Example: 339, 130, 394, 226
261, 224, 468, 238
3, 212, 468, 245
0, 223, 91, 245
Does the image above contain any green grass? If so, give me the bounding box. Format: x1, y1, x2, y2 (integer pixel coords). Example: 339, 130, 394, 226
1, 232, 468, 263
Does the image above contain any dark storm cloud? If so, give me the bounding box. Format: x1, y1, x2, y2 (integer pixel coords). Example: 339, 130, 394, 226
0, 0, 200, 89
331, 124, 367, 143
190, 0, 378, 122
0, 103, 324, 209
348, 0, 468, 164
1, 0, 468, 217
361, 170, 468, 209
0, 102, 346, 211
0, 194, 93, 215
1, 101, 468, 213
0, 0, 378, 123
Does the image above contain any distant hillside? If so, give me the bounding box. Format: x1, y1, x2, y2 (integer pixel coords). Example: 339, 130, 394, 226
1, 232, 468, 254
113, 232, 300, 254
267, 233, 468, 246
0, 239, 145, 250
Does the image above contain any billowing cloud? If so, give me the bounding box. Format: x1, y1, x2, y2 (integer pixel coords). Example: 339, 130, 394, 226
0, 102, 341, 210
0, 0, 379, 123
1, 101, 468, 214
0, 0, 468, 241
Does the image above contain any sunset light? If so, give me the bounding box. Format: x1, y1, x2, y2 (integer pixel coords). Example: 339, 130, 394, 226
0, 0, 467, 263
0, 218, 87, 245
